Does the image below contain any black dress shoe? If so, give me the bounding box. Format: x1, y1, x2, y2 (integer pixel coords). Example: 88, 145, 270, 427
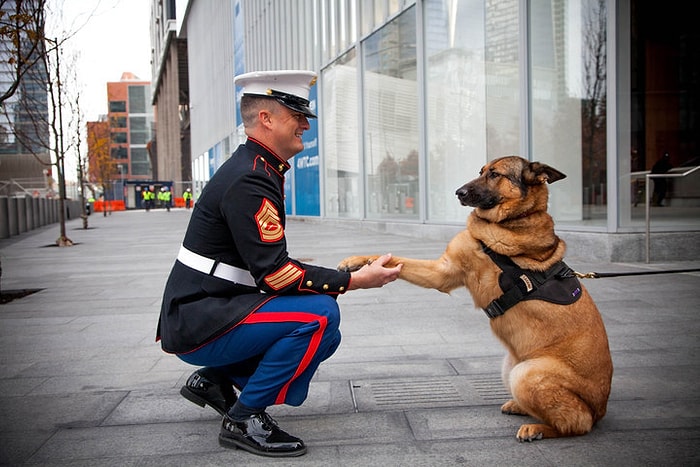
219, 412, 307, 457
180, 370, 238, 416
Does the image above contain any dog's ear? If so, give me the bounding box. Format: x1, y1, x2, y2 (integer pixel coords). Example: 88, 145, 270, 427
523, 162, 567, 185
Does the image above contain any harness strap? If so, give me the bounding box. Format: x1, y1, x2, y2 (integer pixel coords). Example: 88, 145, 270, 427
481, 244, 576, 319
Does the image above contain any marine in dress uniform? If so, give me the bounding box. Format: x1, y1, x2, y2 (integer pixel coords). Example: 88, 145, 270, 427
157, 70, 400, 458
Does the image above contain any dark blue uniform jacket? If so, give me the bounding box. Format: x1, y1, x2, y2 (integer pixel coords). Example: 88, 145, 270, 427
157, 138, 351, 354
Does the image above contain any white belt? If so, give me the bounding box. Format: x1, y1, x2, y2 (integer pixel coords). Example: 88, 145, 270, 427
177, 245, 257, 287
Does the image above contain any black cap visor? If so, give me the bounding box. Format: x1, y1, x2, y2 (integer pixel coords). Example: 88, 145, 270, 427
267, 89, 317, 118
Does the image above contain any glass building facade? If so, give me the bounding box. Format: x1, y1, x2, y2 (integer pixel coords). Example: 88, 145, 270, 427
183, 0, 699, 261
319, 0, 698, 231
0, 0, 49, 162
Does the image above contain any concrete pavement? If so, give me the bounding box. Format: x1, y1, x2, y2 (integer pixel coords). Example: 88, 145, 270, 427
0, 208, 699, 466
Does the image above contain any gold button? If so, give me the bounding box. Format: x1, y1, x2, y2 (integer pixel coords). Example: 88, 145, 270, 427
339, 286, 345, 292
306, 280, 313, 287
323, 284, 329, 290
279, 164, 285, 171
260, 157, 265, 162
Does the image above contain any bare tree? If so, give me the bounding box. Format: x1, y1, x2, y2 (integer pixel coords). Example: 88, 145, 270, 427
8, 32, 73, 245
64, 51, 88, 228
581, 0, 607, 204
0, 0, 47, 104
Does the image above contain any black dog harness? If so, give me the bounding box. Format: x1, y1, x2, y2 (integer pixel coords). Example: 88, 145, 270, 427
481, 243, 583, 319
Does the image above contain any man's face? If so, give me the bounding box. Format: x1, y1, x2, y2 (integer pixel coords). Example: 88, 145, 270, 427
270, 104, 311, 161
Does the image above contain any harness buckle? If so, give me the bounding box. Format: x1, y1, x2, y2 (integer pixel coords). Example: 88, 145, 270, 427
484, 300, 505, 319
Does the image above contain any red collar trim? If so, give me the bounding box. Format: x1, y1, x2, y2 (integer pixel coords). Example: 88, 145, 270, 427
246, 138, 290, 171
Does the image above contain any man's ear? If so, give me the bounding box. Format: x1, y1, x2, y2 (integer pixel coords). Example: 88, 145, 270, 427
259, 109, 273, 127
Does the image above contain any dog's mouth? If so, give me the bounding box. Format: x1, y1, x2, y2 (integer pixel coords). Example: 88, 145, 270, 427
455, 186, 500, 209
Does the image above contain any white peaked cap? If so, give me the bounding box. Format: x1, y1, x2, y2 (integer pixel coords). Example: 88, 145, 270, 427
235, 70, 318, 118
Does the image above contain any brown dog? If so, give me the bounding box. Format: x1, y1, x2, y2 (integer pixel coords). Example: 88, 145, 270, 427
338, 156, 613, 442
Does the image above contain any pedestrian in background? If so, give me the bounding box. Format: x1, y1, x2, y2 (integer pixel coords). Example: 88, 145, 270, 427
161, 187, 172, 211
142, 187, 154, 211
651, 152, 673, 206
183, 188, 193, 209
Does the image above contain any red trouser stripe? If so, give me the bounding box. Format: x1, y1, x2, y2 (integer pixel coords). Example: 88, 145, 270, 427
242, 311, 328, 405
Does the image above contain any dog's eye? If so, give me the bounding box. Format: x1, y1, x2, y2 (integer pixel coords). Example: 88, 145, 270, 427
488, 171, 501, 179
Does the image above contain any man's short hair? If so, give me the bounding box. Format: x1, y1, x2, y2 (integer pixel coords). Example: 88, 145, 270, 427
240, 95, 281, 127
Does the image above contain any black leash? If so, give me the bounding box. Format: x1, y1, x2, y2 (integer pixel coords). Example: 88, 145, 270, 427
574, 268, 700, 279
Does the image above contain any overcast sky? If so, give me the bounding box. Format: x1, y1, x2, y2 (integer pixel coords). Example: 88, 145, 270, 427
56, 0, 152, 122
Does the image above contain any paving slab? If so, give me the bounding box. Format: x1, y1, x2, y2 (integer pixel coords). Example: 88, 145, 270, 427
0, 209, 699, 465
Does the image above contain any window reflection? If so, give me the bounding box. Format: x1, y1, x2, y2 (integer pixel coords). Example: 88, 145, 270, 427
425, 0, 521, 222
530, 0, 607, 225
622, 0, 700, 227
363, 6, 419, 219
322, 49, 360, 217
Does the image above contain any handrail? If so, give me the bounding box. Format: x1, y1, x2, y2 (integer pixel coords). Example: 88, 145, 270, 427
644, 165, 700, 263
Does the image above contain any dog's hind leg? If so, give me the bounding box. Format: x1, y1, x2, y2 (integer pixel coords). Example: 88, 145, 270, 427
506, 358, 595, 441
500, 353, 529, 416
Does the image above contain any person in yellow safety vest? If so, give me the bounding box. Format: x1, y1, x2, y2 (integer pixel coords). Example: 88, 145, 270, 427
142, 187, 155, 211
183, 188, 193, 209
162, 187, 172, 211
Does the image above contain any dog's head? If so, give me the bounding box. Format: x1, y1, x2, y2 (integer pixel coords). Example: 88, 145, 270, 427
455, 156, 566, 222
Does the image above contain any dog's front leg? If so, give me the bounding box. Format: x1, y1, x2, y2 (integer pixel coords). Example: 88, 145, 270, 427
339, 254, 463, 294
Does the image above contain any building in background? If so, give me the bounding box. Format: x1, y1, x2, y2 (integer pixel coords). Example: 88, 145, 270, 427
86, 72, 155, 208
0, 0, 51, 196
106, 72, 154, 181
152, 0, 699, 262
149, 0, 191, 197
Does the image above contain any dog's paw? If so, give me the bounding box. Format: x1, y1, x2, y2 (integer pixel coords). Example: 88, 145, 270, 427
501, 400, 527, 416
516, 424, 546, 442
337, 255, 378, 272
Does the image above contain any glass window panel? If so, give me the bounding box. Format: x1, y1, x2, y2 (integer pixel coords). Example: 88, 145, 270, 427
128, 85, 147, 113
363, 6, 419, 219
484, 0, 520, 158
530, 0, 607, 226
322, 48, 360, 218
388, 0, 401, 17
425, 0, 520, 222
130, 117, 150, 144
619, 1, 700, 229
361, 0, 375, 36
131, 161, 151, 176
109, 101, 126, 112
131, 147, 149, 163
110, 116, 127, 128
374, 0, 386, 26
110, 146, 128, 159
111, 131, 127, 144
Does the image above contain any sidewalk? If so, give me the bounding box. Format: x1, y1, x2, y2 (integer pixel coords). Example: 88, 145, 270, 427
0, 209, 698, 466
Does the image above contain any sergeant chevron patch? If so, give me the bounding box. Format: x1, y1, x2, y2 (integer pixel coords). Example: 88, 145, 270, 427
255, 198, 284, 242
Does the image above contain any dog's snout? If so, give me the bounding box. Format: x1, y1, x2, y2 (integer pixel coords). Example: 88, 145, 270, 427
455, 183, 473, 206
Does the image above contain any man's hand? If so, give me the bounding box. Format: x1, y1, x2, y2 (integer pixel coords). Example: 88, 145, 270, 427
347, 253, 402, 290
